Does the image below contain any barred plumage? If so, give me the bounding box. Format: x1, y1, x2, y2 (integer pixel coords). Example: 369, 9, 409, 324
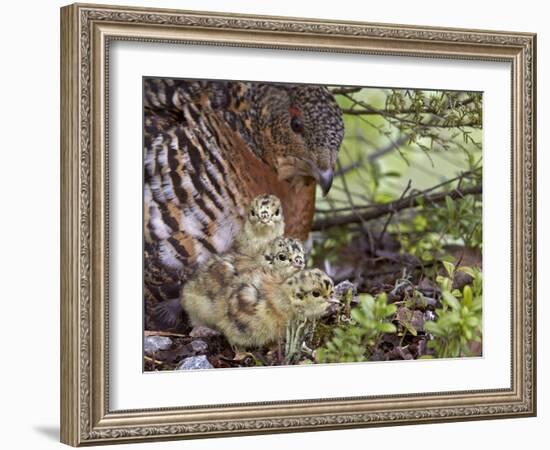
144, 78, 344, 329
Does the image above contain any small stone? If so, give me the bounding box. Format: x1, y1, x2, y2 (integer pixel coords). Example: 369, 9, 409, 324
188, 339, 208, 353
189, 326, 221, 338
453, 271, 474, 290
177, 355, 214, 370
411, 310, 425, 332
424, 310, 436, 322
144, 336, 172, 354
395, 346, 414, 360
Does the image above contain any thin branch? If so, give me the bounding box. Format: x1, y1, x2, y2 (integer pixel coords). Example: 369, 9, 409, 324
368, 135, 410, 162
316, 168, 481, 214
331, 86, 362, 95
341, 92, 481, 130
377, 179, 412, 243
341, 93, 479, 117
334, 135, 410, 178
144, 355, 164, 366
343, 107, 480, 128
312, 184, 481, 230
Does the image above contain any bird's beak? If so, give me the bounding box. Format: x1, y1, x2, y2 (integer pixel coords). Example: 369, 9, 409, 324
276, 156, 335, 196
327, 296, 341, 305
315, 168, 334, 197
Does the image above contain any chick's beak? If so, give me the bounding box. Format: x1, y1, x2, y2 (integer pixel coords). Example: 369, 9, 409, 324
316, 168, 334, 197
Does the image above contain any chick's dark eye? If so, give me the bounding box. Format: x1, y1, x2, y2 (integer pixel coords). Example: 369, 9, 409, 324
278, 254, 287, 261
312, 291, 320, 297
275, 208, 280, 216
290, 116, 304, 134
250, 209, 255, 216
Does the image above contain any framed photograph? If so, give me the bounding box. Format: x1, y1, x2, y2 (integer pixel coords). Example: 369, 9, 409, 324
60, 3, 536, 446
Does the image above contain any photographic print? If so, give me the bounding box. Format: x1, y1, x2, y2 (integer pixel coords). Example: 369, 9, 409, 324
143, 78, 483, 371
61, 4, 535, 444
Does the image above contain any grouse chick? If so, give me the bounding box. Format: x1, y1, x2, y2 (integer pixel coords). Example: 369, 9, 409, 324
232, 194, 285, 257
182, 268, 334, 348
262, 236, 305, 278
154, 236, 305, 329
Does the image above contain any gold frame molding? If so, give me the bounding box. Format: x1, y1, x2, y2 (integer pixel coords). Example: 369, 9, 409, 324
60, 2, 536, 446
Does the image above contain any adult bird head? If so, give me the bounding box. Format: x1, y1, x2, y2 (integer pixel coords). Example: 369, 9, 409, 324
254, 84, 344, 197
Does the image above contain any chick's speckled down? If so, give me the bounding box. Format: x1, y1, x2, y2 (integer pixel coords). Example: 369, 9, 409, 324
232, 194, 285, 257
182, 267, 334, 348
179, 233, 306, 336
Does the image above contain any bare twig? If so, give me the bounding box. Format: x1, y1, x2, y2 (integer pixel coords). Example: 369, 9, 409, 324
377, 179, 412, 243
144, 355, 164, 365
343, 109, 481, 129
312, 184, 481, 230
363, 260, 438, 279
316, 168, 481, 214
368, 135, 410, 162
330, 86, 362, 95
334, 135, 410, 178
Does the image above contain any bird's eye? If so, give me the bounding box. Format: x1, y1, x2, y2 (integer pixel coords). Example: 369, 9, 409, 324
275, 208, 280, 216
290, 116, 304, 134
278, 254, 287, 261
250, 209, 255, 216
312, 291, 320, 297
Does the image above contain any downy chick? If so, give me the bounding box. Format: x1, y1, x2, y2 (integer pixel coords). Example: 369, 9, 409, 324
183, 268, 334, 348
232, 194, 285, 257
179, 237, 306, 334
243, 236, 305, 278
154, 237, 305, 329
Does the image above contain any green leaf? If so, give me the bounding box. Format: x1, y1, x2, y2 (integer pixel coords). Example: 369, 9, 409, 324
445, 195, 456, 219
442, 261, 455, 278
381, 171, 401, 178
442, 291, 461, 310
378, 322, 397, 333
463, 285, 473, 308
458, 266, 476, 278
424, 321, 442, 335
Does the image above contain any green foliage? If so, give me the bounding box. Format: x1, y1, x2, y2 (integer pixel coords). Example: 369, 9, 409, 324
316, 293, 397, 363
424, 262, 483, 358
310, 87, 484, 364
396, 190, 482, 262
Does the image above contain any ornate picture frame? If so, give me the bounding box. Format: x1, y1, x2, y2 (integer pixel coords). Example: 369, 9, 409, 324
60, 3, 536, 446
